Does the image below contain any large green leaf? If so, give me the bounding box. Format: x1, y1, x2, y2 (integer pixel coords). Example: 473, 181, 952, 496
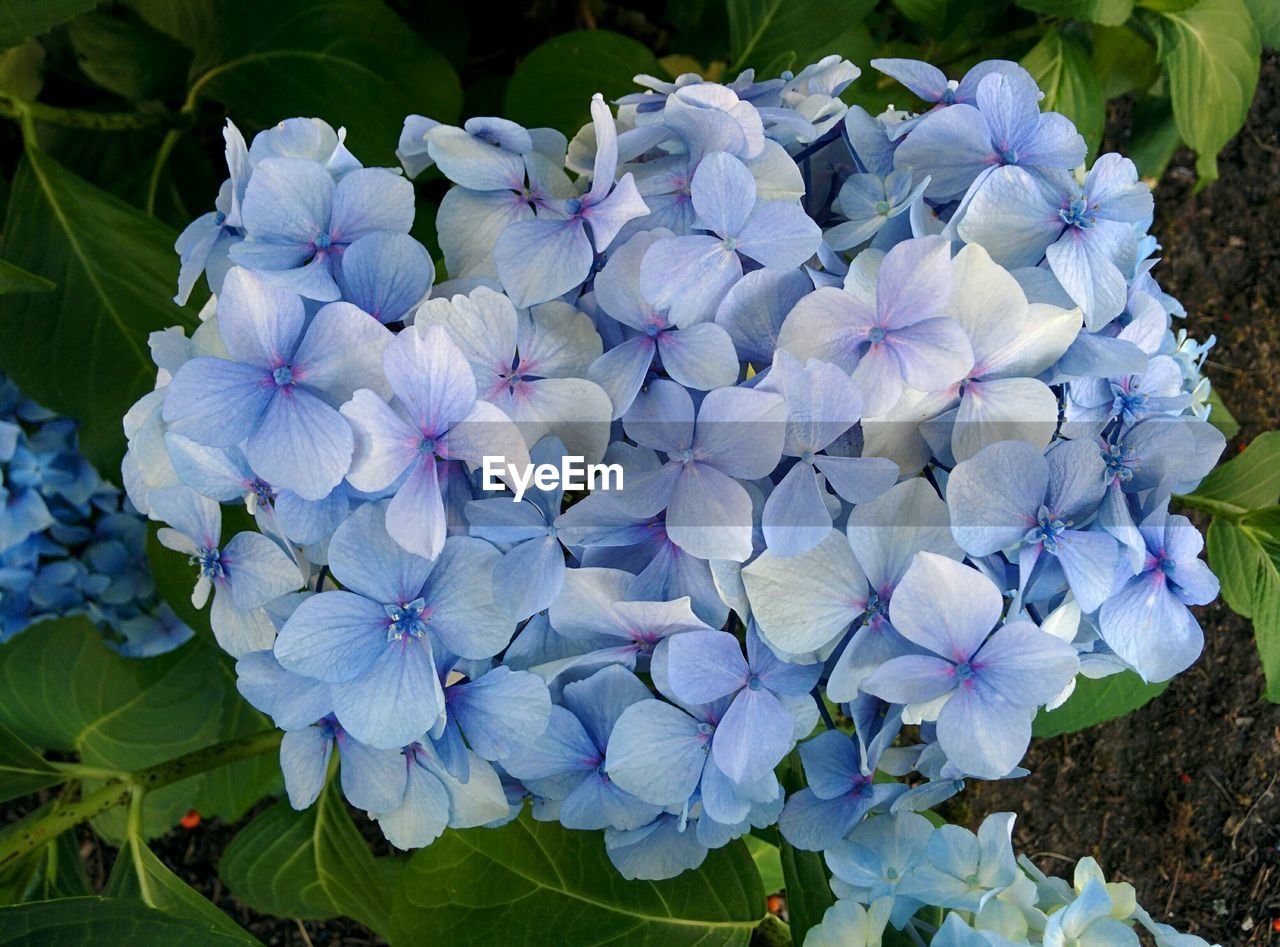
0, 618, 226, 838
727, 0, 876, 72
0, 146, 199, 475
1244, 0, 1280, 48
503, 31, 662, 138
1021, 31, 1105, 157
1144, 0, 1261, 182
779, 838, 834, 944
66, 7, 191, 101
0, 722, 62, 804
1092, 25, 1162, 99
1032, 671, 1168, 737
0, 259, 53, 295
106, 836, 254, 942
1126, 95, 1182, 180
0, 897, 249, 945
131, 0, 461, 165
1015, 0, 1134, 25
219, 783, 391, 937
1206, 515, 1280, 700
1190, 431, 1280, 513
390, 810, 765, 946
0, 0, 95, 49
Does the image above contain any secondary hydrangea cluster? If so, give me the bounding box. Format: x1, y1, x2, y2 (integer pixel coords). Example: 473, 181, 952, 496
1, 373, 190, 654
129, 54, 1224, 895
807, 810, 1211, 946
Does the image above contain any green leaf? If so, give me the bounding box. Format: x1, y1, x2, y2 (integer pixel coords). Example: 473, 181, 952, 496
1248, 565, 1280, 701
0, 258, 54, 295
66, 7, 191, 101
891, 0, 967, 36
1015, 0, 1134, 25
1032, 671, 1168, 737
1205, 388, 1241, 439
1207, 517, 1262, 615
0, 896, 250, 945
0, 722, 62, 804
0, 618, 227, 838
1190, 430, 1280, 513
106, 836, 255, 942
1244, 0, 1280, 47
389, 810, 764, 946
728, 0, 876, 72
503, 31, 663, 138
1092, 25, 1162, 99
131, 0, 461, 166
1127, 95, 1182, 180
779, 837, 834, 944
220, 782, 391, 937
1206, 516, 1280, 700
0, 147, 200, 475
0, 826, 91, 904
1021, 30, 1105, 156
0, 0, 96, 49
1144, 0, 1261, 182
744, 834, 785, 895
0, 39, 44, 100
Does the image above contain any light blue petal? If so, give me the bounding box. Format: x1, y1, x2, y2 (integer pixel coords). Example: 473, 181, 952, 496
494, 217, 593, 308
338, 734, 408, 812
712, 687, 792, 783
244, 388, 352, 502
222, 531, 300, 609
280, 725, 332, 809
604, 700, 708, 806
274, 590, 386, 683
449, 666, 551, 760
337, 232, 433, 324
162, 357, 272, 447
331, 635, 442, 749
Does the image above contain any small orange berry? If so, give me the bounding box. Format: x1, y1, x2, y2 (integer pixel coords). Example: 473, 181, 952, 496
767, 895, 784, 915
179, 809, 201, 829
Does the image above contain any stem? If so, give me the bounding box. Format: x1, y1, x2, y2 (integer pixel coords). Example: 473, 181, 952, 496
0, 95, 194, 133
0, 730, 282, 869
145, 128, 185, 215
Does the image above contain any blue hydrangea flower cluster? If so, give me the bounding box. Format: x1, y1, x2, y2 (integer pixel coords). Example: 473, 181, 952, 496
130, 55, 1223, 886
808, 810, 1210, 946
0, 373, 191, 654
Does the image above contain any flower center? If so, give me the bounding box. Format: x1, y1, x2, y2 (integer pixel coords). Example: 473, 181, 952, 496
1103, 443, 1135, 482
194, 549, 223, 579
867, 326, 886, 344
273, 365, 295, 387
314, 232, 332, 250
1059, 196, 1095, 229
1027, 506, 1070, 552
999, 147, 1018, 164
385, 597, 430, 641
